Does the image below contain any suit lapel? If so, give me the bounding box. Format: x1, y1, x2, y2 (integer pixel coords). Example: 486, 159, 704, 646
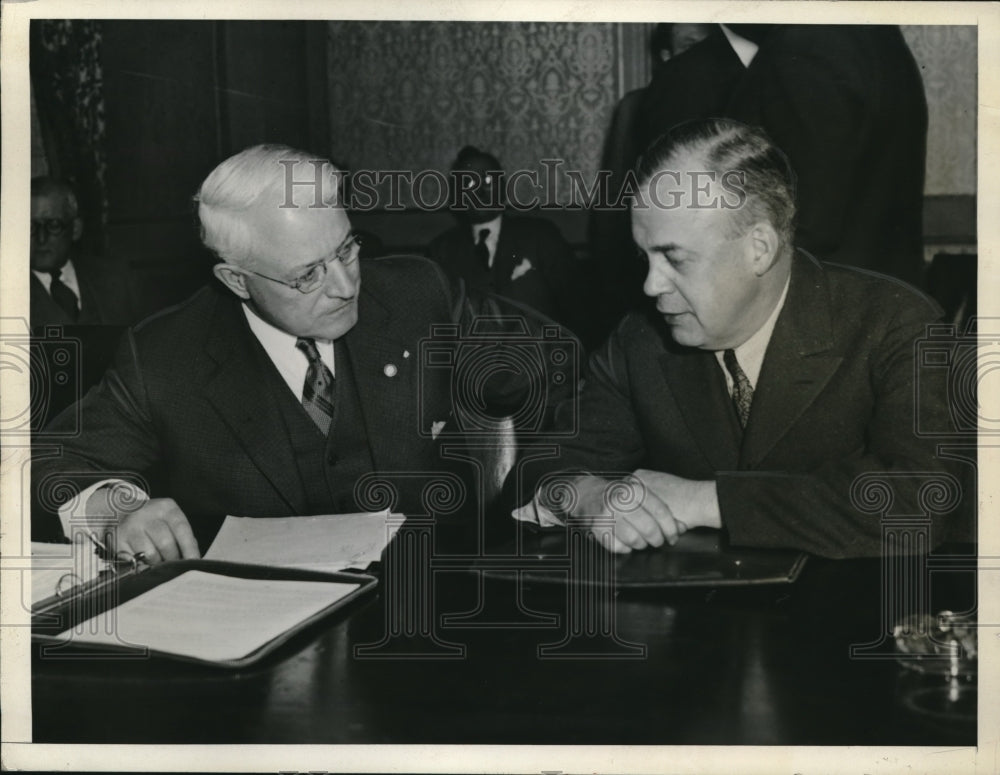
30, 273, 72, 327
740, 253, 843, 466
344, 281, 419, 473
202, 293, 307, 513
661, 345, 741, 471
74, 264, 105, 324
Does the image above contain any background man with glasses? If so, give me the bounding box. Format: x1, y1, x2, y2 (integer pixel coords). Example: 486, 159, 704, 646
29, 176, 137, 328
33, 144, 573, 562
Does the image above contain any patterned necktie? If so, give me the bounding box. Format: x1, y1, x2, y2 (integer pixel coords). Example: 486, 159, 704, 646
474, 228, 490, 269
296, 338, 335, 435
48, 269, 80, 322
723, 349, 754, 429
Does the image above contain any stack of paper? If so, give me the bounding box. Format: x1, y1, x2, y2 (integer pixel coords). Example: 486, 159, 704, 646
30, 541, 108, 606
56, 570, 358, 663
203, 510, 402, 572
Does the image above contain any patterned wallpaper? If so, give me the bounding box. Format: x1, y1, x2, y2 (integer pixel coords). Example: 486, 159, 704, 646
327, 21, 619, 207
901, 25, 977, 195
326, 22, 977, 207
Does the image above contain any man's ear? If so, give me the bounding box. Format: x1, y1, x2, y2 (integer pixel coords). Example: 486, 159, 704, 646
212, 262, 251, 299
71, 217, 83, 242
746, 221, 781, 277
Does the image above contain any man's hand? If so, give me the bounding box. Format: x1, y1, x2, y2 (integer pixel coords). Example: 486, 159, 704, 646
101, 497, 200, 564
569, 470, 721, 554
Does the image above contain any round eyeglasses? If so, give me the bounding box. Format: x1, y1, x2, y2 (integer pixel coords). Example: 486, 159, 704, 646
31, 219, 72, 238
233, 231, 362, 294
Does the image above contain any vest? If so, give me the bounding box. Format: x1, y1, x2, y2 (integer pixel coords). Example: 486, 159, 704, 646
257, 339, 376, 514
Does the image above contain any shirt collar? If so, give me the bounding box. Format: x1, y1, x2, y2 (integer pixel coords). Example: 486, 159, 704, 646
241, 302, 335, 399
471, 213, 503, 243
719, 24, 760, 68
714, 274, 790, 391
32, 258, 79, 296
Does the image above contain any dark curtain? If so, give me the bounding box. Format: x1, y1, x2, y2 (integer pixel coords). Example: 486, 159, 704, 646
30, 20, 108, 255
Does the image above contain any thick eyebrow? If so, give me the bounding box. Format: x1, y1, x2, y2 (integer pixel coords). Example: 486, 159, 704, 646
286, 231, 355, 277
648, 242, 684, 255
286, 252, 333, 280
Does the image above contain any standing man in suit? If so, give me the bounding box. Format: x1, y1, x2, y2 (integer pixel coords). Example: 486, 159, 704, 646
428, 146, 594, 344
592, 23, 715, 331
34, 145, 575, 561
634, 24, 928, 287
515, 119, 962, 559
30, 176, 137, 328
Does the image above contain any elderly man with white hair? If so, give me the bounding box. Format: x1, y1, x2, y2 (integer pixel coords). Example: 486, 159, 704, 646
34, 144, 573, 560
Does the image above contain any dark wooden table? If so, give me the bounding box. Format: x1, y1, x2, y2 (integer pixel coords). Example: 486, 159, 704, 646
32, 542, 976, 746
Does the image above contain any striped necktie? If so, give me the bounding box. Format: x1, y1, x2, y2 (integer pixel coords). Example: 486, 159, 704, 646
296, 337, 335, 435
723, 348, 754, 429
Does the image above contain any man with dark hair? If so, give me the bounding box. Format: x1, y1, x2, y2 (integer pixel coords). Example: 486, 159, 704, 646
635, 24, 928, 286
428, 145, 593, 343
30, 176, 137, 328
516, 118, 963, 560
591, 23, 714, 328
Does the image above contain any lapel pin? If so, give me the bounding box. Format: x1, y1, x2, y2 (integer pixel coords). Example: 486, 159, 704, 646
403, 350, 410, 359
384, 363, 398, 378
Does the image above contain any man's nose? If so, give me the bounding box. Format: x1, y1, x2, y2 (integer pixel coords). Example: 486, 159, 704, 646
322, 259, 357, 298
643, 256, 676, 297
34, 229, 50, 246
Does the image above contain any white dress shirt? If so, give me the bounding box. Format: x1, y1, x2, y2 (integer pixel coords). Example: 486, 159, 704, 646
714, 276, 790, 395
33, 258, 82, 311
241, 303, 335, 400
719, 24, 760, 68
513, 276, 791, 529
471, 214, 503, 268
58, 301, 337, 538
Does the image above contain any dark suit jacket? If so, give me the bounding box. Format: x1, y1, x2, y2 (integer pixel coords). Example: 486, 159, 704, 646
632, 25, 927, 286
635, 27, 746, 153
30, 256, 138, 329
518, 253, 964, 559
728, 25, 928, 286
33, 255, 575, 547
428, 215, 594, 343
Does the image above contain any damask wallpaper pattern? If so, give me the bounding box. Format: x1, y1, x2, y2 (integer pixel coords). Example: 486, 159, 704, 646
326, 22, 977, 208
327, 21, 619, 207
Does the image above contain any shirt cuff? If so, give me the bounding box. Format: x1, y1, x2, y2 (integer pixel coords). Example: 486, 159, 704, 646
59, 479, 150, 542
510, 498, 566, 528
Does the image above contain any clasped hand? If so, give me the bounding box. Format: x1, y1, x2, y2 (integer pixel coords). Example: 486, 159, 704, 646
569, 469, 720, 554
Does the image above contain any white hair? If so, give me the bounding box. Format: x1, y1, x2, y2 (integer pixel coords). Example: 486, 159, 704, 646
195, 144, 342, 266
31, 177, 79, 218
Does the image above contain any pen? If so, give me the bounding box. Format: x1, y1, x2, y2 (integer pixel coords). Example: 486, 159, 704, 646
85, 529, 111, 561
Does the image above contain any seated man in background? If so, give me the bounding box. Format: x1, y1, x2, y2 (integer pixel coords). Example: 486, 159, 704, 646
428, 146, 597, 346
515, 119, 967, 560
33, 144, 576, 561
30, 176, 138, 329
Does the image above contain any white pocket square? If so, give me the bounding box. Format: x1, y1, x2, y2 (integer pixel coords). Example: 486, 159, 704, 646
510, 257, 534, 281
431, 420, 446, 440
